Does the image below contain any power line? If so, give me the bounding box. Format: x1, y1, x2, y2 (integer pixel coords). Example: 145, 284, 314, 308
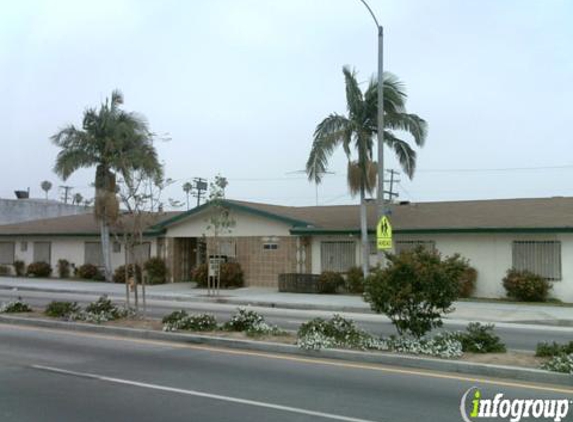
417, 164, 573, 173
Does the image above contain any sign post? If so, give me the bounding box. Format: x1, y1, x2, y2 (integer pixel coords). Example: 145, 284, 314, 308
376, 216, 393, 251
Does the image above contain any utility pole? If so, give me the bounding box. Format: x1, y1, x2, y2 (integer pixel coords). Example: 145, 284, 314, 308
385, 169, 400, 202
192, 177, 208, 207
59, 185, 73, 204
358, 0, 385, 265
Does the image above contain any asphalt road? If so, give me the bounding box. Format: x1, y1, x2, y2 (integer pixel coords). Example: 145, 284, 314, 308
0, 324, 571, 422
1, 289, 572, 352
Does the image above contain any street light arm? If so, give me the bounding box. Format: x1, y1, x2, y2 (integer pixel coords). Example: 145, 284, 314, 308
357, 0, 380, 29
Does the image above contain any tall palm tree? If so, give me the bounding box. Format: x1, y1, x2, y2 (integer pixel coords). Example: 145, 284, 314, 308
306, 66, 427, 277
40, 180, 52, 200
182, 182, 193, 210
52, 90, 163, 282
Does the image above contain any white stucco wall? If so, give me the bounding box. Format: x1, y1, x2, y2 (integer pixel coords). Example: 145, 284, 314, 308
1, 236, 157, 276
312, 232, 573, 303
165, 208, 292, 238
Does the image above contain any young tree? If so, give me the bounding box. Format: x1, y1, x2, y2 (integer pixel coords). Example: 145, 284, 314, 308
52, 90, 161, 282
205, 174, 235, 296
364, 248, 463, 338
40, 180, 52, 200
116, 168, 166, 314
306, 67, 427, 277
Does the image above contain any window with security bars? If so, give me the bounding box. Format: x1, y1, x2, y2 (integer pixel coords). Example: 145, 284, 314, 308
512, 241, 561, 281
395, 240, 436, 255
84, 242, 103, 266
0, 242, 15, 264
321, 241, 356, 272
33, 242, 51, 264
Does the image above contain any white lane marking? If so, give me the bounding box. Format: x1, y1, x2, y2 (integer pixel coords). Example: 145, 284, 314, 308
32, 365, 379, 422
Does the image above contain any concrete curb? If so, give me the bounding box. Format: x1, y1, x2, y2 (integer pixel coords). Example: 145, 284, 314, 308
0, 314, 571, 388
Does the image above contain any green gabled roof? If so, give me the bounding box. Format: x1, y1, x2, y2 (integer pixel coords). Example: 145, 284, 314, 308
152, 199, 312, 230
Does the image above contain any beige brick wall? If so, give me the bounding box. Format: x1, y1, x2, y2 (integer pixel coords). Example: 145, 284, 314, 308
207, 236, 311, 287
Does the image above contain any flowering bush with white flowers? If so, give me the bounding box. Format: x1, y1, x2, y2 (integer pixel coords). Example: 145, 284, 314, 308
0, 298, 32, 313
387, 333, 463, 358
297, 315, 387, 351
541, 354, 573, 374
297, 315, 463, 358
162, 310, 218, 332
224, 307, 265, 331
58, 296, 133, 324
223, 307, 284, 336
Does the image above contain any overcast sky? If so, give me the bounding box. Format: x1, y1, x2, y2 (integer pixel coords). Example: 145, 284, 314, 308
1, 0, 572, 208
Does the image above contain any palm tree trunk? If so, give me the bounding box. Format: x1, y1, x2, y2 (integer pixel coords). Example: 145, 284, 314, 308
99, 217, 113, 282
359, 186, 370, 278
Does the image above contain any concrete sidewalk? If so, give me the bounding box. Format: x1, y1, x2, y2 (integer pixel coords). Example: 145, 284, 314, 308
0, 277, 572, 326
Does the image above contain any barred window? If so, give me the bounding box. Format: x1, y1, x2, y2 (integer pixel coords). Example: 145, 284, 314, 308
512, 241, 561, 281
85, 242, 103, 267
0, 242, 15, 264
33, 242, 51, 264
395, 240, 436, 255
321, 241, 355, 272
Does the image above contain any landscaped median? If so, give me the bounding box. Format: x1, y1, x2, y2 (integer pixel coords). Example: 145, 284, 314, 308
0, 297, 571, 387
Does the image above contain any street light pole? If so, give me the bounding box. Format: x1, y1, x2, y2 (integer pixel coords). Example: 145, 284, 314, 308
358, 0, 385, 265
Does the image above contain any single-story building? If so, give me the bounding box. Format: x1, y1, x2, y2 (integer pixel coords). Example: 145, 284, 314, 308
0, 197, 572, 302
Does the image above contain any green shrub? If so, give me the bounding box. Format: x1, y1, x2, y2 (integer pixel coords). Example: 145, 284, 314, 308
220, 262, 243, 288
162, 310, 190, 325
26, 261, 52, 277
192, 263, 208, 287
345, 266, 365, 294
364, 247, 462, 338
535, 341, 573, 357
0, 265, 11, 276
143, 257, 168, 285
45, 301, 80, 318
113, 264, 141, 284
0, 299, 32, 313
13, 260, 25, 277
84, 296, 126, 319
502, 269, 551, 302
445, 254, 477, 298
298, 315, 371, 348
317, 271, 344, 294
457, 323, 506, 353
162, 310, 218, 332
223, 307, 282, 336
224, 307, 265, 332
77, 263, 101, 280
57, 259, 71, 278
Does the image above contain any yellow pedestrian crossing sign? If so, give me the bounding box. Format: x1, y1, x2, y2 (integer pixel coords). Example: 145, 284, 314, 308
377, 216, 393, 250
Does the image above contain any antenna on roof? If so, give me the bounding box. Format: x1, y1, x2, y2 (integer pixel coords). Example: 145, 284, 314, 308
286, 169, 335, 206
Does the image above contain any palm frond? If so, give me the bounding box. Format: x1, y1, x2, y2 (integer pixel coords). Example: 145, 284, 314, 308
384, 112, 428, 147
384, 131, 417, 179
53, 146, 99, 180
342, 66, 364, 120
306, 114, 351, 183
